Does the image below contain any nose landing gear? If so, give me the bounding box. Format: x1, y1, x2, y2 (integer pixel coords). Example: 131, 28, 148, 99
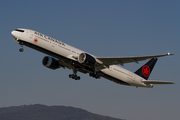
19, 43, 24, 52
19, 48, 24, 52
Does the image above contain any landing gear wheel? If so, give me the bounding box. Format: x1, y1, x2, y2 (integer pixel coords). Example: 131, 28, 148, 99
19, 43, 24, 52
89, 73, 93, 77
69, 74, 80, 80
69, 74, 73, 78
69, 68, 81, 80
19, 48, 24, 52
77, 76, 80, 80
89, 73, 100, 79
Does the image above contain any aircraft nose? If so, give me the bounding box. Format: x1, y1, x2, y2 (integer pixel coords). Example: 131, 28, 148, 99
11, 30, 16, 38
11, 29, 24, 39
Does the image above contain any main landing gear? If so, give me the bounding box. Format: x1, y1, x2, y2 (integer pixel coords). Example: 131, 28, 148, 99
69, 68, 81, 80
69, 74, 80, 80
89, 73, 100, 79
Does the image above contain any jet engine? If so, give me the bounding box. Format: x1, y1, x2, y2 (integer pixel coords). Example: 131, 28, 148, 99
42, 56, 60, 70
78, 53, 96, 66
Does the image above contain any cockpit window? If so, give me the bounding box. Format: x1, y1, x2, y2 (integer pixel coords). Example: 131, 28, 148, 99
15, 29, 24, 32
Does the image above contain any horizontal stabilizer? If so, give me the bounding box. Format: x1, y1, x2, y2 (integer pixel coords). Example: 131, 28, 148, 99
143, 80, 174, 84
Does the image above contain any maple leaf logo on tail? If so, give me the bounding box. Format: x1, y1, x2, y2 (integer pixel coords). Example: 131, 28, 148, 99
134, 58, 157, 80
142, 65, 151, 77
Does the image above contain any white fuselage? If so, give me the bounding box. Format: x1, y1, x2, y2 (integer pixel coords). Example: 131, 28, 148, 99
11, 29, 153, 88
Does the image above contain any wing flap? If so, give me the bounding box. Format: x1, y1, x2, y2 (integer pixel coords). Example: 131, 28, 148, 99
143, 80, 174, 84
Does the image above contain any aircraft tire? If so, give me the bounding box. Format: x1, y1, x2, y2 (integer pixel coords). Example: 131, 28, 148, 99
19, 48, 24, 52
77, 76, 80, 80
69, 74, 72, 78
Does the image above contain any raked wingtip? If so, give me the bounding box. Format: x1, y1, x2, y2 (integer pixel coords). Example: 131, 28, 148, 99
167, 53, 174, 56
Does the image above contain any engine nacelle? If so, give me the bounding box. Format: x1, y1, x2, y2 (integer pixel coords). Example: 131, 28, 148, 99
78, 53, 96, 66
42, 56, 60, 70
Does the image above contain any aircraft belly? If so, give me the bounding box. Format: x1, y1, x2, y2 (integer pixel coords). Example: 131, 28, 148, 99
100, 67, 145, 87
100, 68, 130, 86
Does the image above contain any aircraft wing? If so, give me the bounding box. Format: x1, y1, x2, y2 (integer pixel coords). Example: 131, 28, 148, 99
96, 53, 173, 66
143, 80, 174, 84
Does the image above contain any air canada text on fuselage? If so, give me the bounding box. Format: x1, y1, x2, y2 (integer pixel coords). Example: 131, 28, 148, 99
34, 31, 65, 46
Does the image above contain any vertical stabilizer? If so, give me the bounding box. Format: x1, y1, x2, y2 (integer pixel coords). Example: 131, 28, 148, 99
135, 58, 158, 80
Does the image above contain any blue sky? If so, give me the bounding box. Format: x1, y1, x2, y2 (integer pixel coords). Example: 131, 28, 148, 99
0, 0, 179, 120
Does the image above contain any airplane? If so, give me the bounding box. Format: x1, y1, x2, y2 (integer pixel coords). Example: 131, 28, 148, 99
11, 28, 174, 88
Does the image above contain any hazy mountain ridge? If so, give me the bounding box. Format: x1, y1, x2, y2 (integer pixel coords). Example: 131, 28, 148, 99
0, 104, 123, 120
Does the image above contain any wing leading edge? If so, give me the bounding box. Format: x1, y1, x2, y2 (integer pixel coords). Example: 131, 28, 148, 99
96, 53, 173, 66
